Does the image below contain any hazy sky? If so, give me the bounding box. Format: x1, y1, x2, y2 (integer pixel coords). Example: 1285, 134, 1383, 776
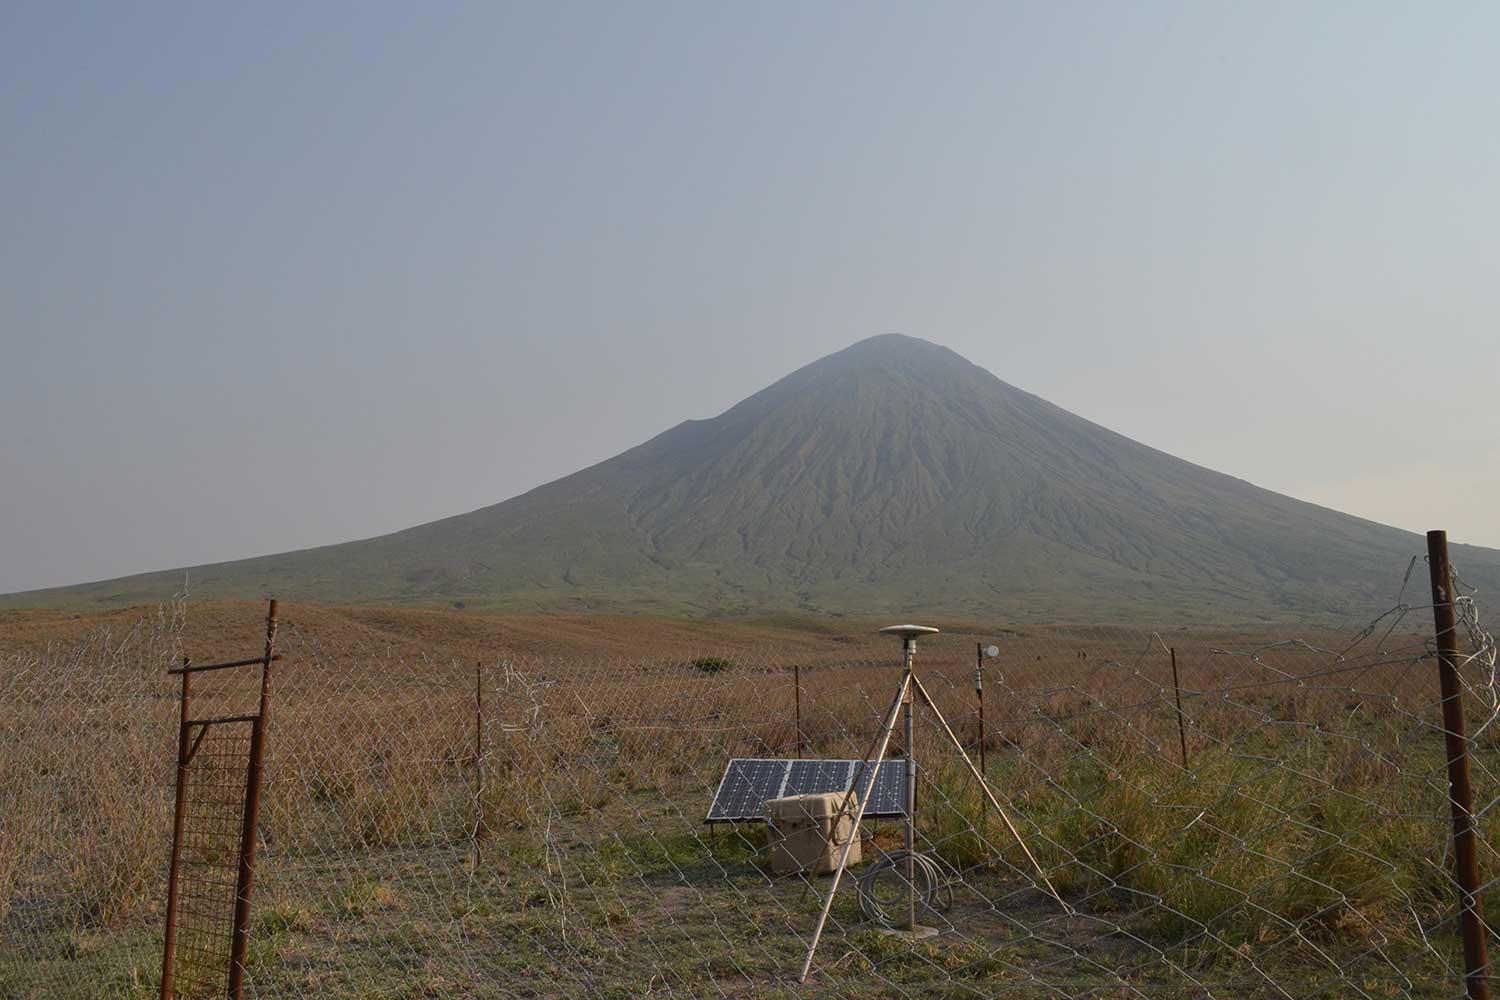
3, 1, 1498, 594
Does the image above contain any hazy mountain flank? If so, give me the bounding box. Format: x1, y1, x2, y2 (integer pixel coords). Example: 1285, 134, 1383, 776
8, 335, 1497, 621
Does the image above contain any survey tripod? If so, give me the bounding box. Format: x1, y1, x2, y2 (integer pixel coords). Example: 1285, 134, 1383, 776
797, 625, 1067, 982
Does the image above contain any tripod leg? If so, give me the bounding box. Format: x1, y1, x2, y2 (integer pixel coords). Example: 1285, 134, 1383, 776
910, 673, 1068, 911
798, 671, 911, 983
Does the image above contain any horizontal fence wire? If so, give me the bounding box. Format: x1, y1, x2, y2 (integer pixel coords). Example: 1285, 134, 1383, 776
0, 557, 1497, 999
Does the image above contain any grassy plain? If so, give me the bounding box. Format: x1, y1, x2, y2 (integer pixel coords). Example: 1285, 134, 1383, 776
1, 600, 1493, 998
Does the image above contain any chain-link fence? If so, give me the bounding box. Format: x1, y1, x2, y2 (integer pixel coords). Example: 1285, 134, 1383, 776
2, 550, 1498, 998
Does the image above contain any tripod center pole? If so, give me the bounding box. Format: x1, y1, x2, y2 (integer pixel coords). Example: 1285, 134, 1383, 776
903, 637, 917, 932
877, 624, 939, 938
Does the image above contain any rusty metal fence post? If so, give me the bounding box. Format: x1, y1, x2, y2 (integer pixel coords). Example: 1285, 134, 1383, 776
1427, 530, 1491, 1000
975, 643, 986, 777
1170, 647, 1189, 769
475, 659, 487, 852
159, 657, 192, 1000
226, 599, 278, 999
794, 663, 803, 758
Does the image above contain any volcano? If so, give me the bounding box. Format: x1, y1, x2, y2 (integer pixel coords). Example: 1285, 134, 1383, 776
8, 334, 1496, 621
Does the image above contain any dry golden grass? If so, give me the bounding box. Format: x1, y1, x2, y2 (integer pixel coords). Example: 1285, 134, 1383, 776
0, 600, 888, 663
1, 598, 1493, 998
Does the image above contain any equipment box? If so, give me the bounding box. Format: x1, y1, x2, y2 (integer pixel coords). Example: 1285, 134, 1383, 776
765, 791, 861, 876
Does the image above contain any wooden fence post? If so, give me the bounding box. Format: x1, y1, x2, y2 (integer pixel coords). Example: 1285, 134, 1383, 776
1427, 529, 1490, 1000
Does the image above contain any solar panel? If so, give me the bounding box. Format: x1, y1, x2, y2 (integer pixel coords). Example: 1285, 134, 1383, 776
705, 758, 791, 821
855, 759, 910, 818
705, 758, 913, 822
785, 759, 855, 797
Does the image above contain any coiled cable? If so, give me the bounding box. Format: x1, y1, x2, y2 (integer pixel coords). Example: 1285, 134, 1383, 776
856, 849, 955, 928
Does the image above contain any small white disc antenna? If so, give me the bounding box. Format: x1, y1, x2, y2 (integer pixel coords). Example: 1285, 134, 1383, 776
878, 624, 940, 641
